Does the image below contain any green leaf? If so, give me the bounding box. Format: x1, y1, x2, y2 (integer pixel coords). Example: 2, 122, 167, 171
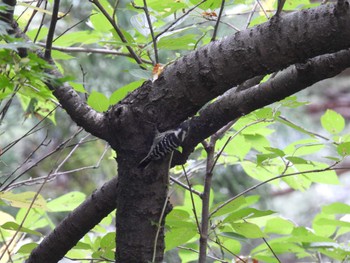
54, 31, 102, 47
314, 218, 350, 228
89, 13, 113, 32
297, 162, 339, 185
241, 160, 282, 183
313, 213, 337, 237
289, 227, 334, 243
210, 196, 247, 217
87, 91, 109, 112
190, 0, 223, 10
285, 156, 310, 164
128, 69, 151, 80
27, 27, 48, 41
231, 222, 266, 238
158, 34, 198, 50
47, 191, 86, 212
110, 80, 143, 105
321, 109, 345, 134
0, 191, 47, 209
1, 222, 42, 236
279, 96, 308, 108
216, 134, 250, 162
17, 243, 38, 254
265, 217, 294, 234
133, 0, 187, 15
16, 208, 52, 230
284, 138, 324, 156
277, 116, 316, 137
322, 202, 350, 214
100, 232, 115, 247
337, 142, 350, 156
165, 223, 197, 251
224, 208, 275, 223
70, 82, 87, 93
166, 208, 191, 227
244, 134, 271, 152
181, 185, 212, 217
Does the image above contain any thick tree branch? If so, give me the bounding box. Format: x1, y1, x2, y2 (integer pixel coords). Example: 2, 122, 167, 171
26, 177, 118, 263
120, 3, 350, 135
173, 49, 350, 165
44, 67, 111, 141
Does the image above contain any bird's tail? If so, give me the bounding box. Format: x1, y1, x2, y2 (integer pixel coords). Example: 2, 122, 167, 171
138, 157, 151, 169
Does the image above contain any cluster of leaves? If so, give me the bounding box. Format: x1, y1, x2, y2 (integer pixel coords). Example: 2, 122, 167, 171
0, 191, 116, 262
2, 98, 350, 262
0, 32, 57, 123
163, 99, 350, 262
2, 0, 350, 262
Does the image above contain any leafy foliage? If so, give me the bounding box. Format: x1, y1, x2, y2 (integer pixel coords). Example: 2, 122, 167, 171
1, 0, 350, 262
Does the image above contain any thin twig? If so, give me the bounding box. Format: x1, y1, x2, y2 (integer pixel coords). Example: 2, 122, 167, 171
209, 162, 340, 217
1, 105, 58, 156
152, 151, 174, 262
182, 165, 201, 233
91, 0, 144, 66
211, 0, 225, 41
154, 0, 207, 41
36, 43, 153, 64
53, 13, 96, 43
256, 0, 270, 19
1, 132, 50, 188
1, 128, 84, 190
198, 137, 215, 263
45, 0, 60, 59
170, 176, 202, 196
0, 166, 51, 260
208, 236, 247, 262
177, 246, 229, 262
6, 139, 101, 190
245, 1, 258, 29
278, 115, 330, 141
22, 0, 43, 33
262, 236, 281, 262
34, 0, 48, 43
132, 0, 158, 64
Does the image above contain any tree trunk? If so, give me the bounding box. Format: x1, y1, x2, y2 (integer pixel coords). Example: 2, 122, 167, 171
108, 101, 174, 262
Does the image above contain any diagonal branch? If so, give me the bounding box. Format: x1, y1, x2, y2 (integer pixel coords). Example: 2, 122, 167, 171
121, 3, 350, 136
26, 177, 118, 263
173, 48, 350, 165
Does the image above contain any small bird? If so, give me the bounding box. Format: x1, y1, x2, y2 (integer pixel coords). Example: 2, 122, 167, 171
138, 122, 190, 169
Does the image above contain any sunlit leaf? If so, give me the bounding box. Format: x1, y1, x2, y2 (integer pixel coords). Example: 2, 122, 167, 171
337, 142, 350, 156
1, 222, 42, 236
265, 217, 294, 234
0, 191, 47, 209
321, 109, 345, 134
284, 138, 324, 156
210, 196, 247, 218
87, 91, 110, 112
165, 223, 198, 251
231, 222, 266, 238
47, 191, 86, 212
322, 202, 350, 214
158, 34, 198, 50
